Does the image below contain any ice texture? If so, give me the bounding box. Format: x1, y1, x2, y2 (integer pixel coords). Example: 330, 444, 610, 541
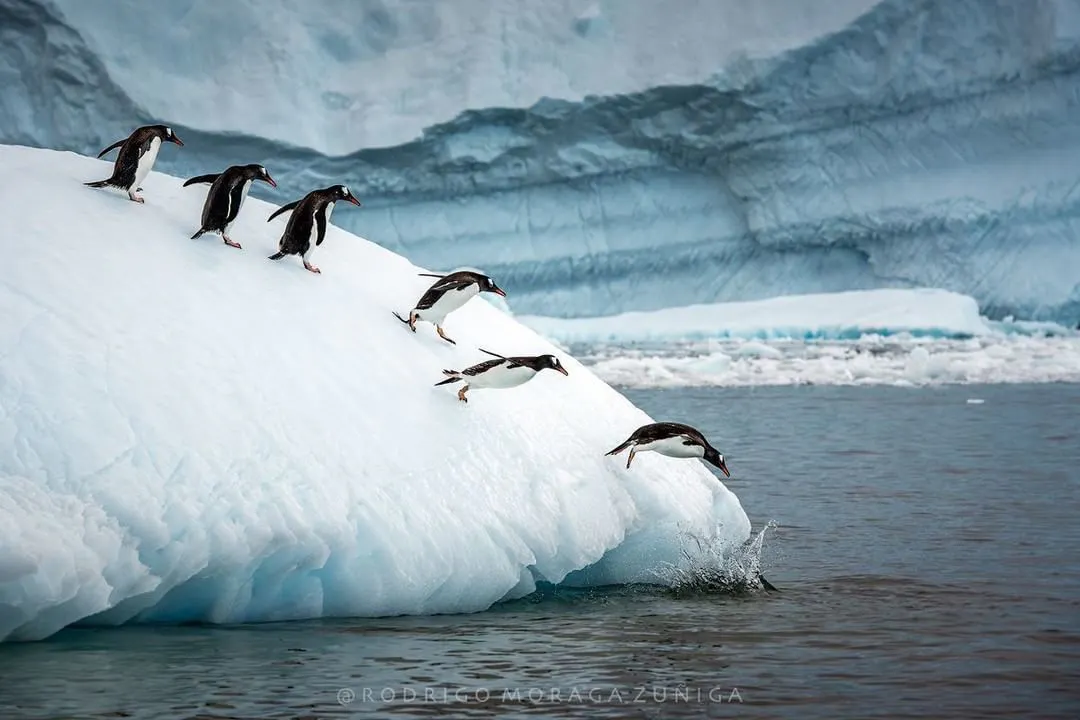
2, 0, 1077, 324
0, 145, 750, 642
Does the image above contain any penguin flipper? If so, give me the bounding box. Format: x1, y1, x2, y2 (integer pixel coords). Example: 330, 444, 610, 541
315, 206, 327, 246
759, 574, 780, 592
182, 173, 220, 187
96, 139, 125, 159
478, 348, 508, 360
434, 371, 463, 387
267, 200, 301, 222
417, 273, 445, 279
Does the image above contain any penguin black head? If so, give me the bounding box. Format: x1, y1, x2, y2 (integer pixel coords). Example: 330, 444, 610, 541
539, 354, 569, 376
245, 164, 277, 188
331, 184, 362, 207
702, 446, 730, 477
480, 274, 507, 298
150, 124, 184, 147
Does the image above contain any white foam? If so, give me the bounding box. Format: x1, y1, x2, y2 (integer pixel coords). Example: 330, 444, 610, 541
0, 145, 751, 642
571, 333, 1080, 388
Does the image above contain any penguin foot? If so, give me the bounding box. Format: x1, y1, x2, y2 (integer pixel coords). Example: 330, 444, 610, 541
129, 194, 145, 204
303, 262, 322, 274
436, 326, 456, 345
223, 237, 242, 249
457, 386, 469, 403
392, 311, 417, 331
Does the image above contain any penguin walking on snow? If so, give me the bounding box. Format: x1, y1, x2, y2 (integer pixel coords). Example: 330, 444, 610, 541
183, 164, 277, 249
435, 349, 568, 403
266, 185, 362, 274
392, 270, 507, 345
85, 124, 183, 203
606, 422, 731, 476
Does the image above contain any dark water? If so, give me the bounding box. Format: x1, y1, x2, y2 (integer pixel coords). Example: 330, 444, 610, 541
2, 383, 1079, 719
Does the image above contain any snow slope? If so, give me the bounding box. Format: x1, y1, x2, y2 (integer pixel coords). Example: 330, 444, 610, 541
2, 0, 1079, 324
0, 145, 751, 643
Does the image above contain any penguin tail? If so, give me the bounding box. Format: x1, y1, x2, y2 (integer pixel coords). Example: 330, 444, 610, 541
605, 439, 633, 457
268, 251, 286, 261
190, 229, 206, 240
434, 371, 463, 387
84, 180, 109, 188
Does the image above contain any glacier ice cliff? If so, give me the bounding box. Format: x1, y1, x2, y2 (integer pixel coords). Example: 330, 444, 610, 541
1, 0, 1078, 324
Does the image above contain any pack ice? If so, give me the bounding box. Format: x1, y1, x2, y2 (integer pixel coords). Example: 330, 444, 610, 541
0, 145, 750, 643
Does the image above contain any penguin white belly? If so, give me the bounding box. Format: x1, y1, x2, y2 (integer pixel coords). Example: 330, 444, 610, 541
133, 136, 161, 189
636, 436, 705, 458
468, 364, 538, 390
225, 180, 253, 234
419, 285, 480, 324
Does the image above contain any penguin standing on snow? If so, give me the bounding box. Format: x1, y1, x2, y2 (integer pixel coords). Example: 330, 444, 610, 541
434, 349, 568, 403
183, 164, 277, 249
266, 185, 362, 274
85, 124, 184, 203
605, 422, 731, 476
392, 270, 507, 345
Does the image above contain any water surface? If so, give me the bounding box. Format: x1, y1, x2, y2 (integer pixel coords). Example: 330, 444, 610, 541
1, 383, 1078, 719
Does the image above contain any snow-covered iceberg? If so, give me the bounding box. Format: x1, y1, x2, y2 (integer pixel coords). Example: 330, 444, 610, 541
0, 145, 751, 643
3, 0, 1078, 325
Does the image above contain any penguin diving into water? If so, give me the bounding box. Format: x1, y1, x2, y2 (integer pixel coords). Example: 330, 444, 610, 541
606, 422, 730, 476
183, 164, 277, 249
85, 124, 184, 203
266, 185, 362, 273
434, 349, 568, 403
392, 270, 507, 345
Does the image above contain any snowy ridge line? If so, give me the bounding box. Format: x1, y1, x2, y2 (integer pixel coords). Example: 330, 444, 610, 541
516, 289, 997, 344
0, 145, 753, 643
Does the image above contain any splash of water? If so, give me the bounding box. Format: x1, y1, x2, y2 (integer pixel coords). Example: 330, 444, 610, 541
640, 521, 779, 595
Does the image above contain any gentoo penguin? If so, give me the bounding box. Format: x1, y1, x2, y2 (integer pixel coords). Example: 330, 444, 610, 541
605, 422, 730, 476
266, 185, 361, 273
434, 349, 568, 403
85, 124, 184, 203
392, 270, 507, 345
183, 164, 277, 249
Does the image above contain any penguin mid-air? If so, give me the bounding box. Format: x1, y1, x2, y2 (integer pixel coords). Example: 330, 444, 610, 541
434, 349, 568, 403
266, 185, 362, 273
606, 422, 731, 476
85, 124, 184, 203
392, 270, 507, 345
183, 164, 277, 249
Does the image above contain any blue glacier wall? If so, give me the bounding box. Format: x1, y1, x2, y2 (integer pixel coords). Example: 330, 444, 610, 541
2, 0, 1078, 323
